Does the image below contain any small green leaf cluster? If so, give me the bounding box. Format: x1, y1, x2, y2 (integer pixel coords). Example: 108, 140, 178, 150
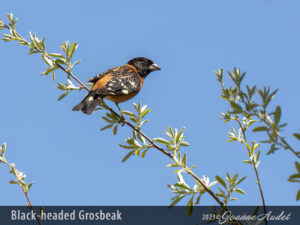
227, 125, 261, 169
242, 141, 261, 168
116, 102, 152, 162
0, 17, 6, 30
40, 41, 80, 80
216, 67, 300, 202
1, 13, 82, 101
154, 127, 190, 152
57, 78, 80, 101
2, 14, 26, 45
215, 68, 291, 156
288, 162, 300, 200
121, 102, 150, 129
0, 143, 33, 195
101, 111, 121, 134
215, 173, 246, 206
0, 142, 6, 162
168, 172, 217, 216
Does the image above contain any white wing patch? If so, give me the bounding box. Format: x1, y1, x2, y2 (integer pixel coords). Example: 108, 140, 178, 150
121, 89, 129, 94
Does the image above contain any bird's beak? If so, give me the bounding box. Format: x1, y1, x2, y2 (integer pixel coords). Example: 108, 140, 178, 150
149, 63, 161, 71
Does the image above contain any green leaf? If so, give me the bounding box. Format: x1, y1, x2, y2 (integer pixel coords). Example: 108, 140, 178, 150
51, 71, 55, 80
195, 194, 201, 205
274, 106, 281, 125
242, 160, 252, 165
216, 192, 225, 198
42, 55, 53, 67
256, 150, 261, 161
295, 162, 300, 174
297, 190, 300, 201
230, 101, 243, 113
121, 150, 134, 162
141, 149, 148, 158
153, 138, 169, 145
235, 176, 247, 185
55, 58, 67, 65
187, 195, 194, 217
267, 144, 280, 155
180, 141, 190, 146
167, 163, 179, 167
119, 144, 135, 150
293, 133, 300, 141
168, 195, 184, 208
102, 116, 114, 124
9, 180, 18, 185
101, 124, 114, 131
58, 90, 71, 101
113, 125, 118, 135
135, 133, 145, 145
231, 173, 238, 186
168, 127, 174, 138
134, 148, 140, 156
41, 66, 56, 76
72, 59, 81, 68
174, 182, 191, 191
48, 53, 64, 58
28, 182, 33, 191
141, 108, 150, 118
215, 176, 227, 189
253, 126, 269, 132
288, 179, 300, 183
120, 111, 136, 118
176, 128, 185, 144
1, 143, 6, 155
182, 154, 187, 167
69, 42, 78, 58
289, 174, 300, 179
234, 188, 246, 194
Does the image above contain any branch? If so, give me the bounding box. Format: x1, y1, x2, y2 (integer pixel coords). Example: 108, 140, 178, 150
0, 143, 42, 225
236, 120, 267, 225
1, 16, 241, 224
252, 110, 300, 159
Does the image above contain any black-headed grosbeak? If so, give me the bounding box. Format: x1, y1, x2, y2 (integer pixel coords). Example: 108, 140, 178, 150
72, 57, 161, 114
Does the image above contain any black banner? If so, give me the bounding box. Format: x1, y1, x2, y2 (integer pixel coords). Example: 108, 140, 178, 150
1, 206, 299, 225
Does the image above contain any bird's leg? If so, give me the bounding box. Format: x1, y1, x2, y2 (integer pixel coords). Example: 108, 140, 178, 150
115, 103, 125, 126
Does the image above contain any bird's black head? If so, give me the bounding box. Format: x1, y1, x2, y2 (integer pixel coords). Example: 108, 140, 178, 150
127, 57, 161, 78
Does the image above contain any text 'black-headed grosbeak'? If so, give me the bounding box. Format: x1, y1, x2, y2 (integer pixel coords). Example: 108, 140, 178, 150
72, 57, 161, 115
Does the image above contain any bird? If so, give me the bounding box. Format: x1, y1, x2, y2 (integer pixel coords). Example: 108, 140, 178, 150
72, 57, 161, 115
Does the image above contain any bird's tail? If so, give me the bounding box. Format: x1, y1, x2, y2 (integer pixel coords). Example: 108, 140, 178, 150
72, 91, 102, 115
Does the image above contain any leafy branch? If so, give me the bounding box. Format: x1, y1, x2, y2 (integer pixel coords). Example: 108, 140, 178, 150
288, 162, 300, 200
216, 68, 299, 159
0, 143, 42, 225
215, 67, 299, 204
0, 13, 242, 219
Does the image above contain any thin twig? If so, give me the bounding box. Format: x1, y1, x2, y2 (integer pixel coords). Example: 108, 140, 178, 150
2, 161, 42, 225
252, 110, 300, 159
236, 120, 267, 225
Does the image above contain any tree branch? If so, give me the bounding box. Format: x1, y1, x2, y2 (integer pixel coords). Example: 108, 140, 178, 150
252, 110, 300, 159
1, 155, 42, 225
1, 20, 242, 224
236, 120, 267, 225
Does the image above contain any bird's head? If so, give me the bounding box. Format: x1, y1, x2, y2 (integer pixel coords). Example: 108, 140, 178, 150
127, 57, 161, 78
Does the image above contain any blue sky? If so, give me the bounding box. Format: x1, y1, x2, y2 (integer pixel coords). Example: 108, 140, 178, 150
0, 0, 299, 206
